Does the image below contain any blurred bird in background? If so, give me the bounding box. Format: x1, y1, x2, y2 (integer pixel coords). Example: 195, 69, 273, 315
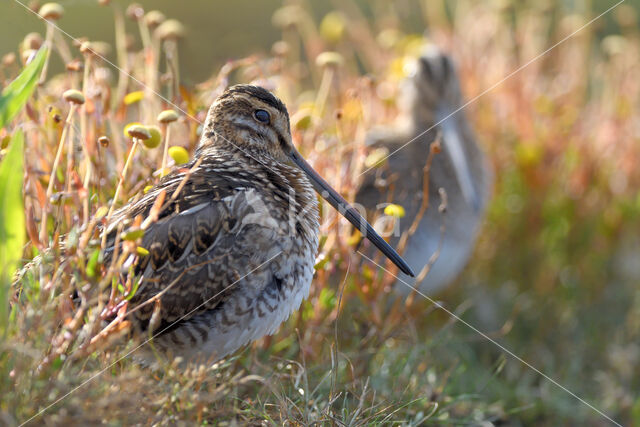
356, 45, 492, 294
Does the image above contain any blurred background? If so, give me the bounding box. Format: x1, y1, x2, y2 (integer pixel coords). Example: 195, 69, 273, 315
2, 0, 639, 425
2, 0, 635, 80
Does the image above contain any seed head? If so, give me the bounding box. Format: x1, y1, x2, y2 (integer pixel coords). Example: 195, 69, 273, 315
125, 3, 144, 21
154, 19, 185, 41
98, 136, 110, 148
143, 126, 162, 149
63, 89, 85, 105
145, 10, 166, 28
39, 3, 64, 21
316, 51, 344, 68
126, 124, 151, 140
22, 33, 43, 51
168, 146, 189, 164
157, 109, 178, 124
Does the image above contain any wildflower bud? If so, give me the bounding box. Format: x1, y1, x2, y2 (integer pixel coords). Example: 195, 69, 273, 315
143, 126, 162, 149
154, 19, 185, 41
272, 41, 289, 57
39, 3, 64, 21
2, 52, 16, 66
98, 136, 110, 147
291, 108, 313, 131
145, 10, 166, 28
22, 32, 43, 51
315, 51, 344, 68
63, 89, 86, 105
80, 41, 111, 57
123, 122, 142, 139
121, 228, 144, 241
124, 91, 144, 105
384, 204, 406, 218
157, 109, 178, 124
364, 147, 389, 169
125, 3, 144, 21
272, 5, 302, 29
66, 59, 84, 72
320, 12, 346, 44
168, 146, 189, 164
72, 37, 88, 49
126, 124, 151, 140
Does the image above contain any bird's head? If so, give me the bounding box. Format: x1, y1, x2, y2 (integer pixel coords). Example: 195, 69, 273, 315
200, 84, 415, 277
200, 84, 295, 163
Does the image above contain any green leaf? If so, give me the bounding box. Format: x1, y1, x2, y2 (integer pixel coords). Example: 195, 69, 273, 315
125, 277, 141, 300
0, 47, 48, 130
0, 130, 25, 329
86, 249, 101, 278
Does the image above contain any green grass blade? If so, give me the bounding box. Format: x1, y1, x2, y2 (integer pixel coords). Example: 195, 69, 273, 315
0, 130, 25, 331
0, 47, 48, 130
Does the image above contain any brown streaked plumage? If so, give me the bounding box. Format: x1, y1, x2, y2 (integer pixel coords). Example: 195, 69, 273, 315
105, 84, 413, 362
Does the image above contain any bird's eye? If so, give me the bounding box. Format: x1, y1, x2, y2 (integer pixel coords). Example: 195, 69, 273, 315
254, 109, 270, 124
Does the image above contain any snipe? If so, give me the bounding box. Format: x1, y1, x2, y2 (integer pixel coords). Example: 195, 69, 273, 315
356, 46, 492, 294
105, 84, 413, 362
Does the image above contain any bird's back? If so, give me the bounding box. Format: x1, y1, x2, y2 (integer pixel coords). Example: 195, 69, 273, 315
105, 144, 319, 362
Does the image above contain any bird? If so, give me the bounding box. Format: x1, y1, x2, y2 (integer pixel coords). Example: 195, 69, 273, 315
356, 46, 492, 295
104, 84, 414, 363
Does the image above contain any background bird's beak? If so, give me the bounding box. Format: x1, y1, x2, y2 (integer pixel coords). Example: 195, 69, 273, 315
289, 149, 415, 277
436, 106, 481, 213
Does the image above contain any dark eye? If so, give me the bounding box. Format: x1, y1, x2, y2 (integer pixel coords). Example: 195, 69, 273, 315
254, 109, 270, 124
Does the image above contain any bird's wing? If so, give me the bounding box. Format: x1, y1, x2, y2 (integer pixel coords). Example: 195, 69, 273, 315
105, 161, 283, 331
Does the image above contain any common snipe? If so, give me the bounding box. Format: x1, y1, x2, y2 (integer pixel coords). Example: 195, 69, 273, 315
105, 84, 413, 362
356, 46, 492, 294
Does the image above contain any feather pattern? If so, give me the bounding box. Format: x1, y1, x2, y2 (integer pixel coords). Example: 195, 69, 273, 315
104, 86, 319, 362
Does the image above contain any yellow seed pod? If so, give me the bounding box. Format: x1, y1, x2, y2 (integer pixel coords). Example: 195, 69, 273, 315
291, 108, 314, 131
154, 167, 171, 178
94, 206, 109, 220
377, 28, 402, 50
168, 146, 189, 164
364, 147, 389, 169
384, 204, 406, 218
124, 91, 144, 105
346, 229, 362, 246
320, 12, 346, 43
142, 125, 162, 148
143, 185, 153, 194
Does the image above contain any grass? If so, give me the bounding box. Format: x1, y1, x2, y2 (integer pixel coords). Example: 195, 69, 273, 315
1, 0, 639, 425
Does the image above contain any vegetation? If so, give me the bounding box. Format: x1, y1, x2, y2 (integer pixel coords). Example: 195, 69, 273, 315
1, 0, 638, 425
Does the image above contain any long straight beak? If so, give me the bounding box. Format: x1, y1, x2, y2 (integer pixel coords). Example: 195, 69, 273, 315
436, 107, 481, 213
289, 150, 415, 277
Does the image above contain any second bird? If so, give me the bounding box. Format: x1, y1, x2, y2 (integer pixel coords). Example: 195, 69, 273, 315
356, 46, 492, 294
